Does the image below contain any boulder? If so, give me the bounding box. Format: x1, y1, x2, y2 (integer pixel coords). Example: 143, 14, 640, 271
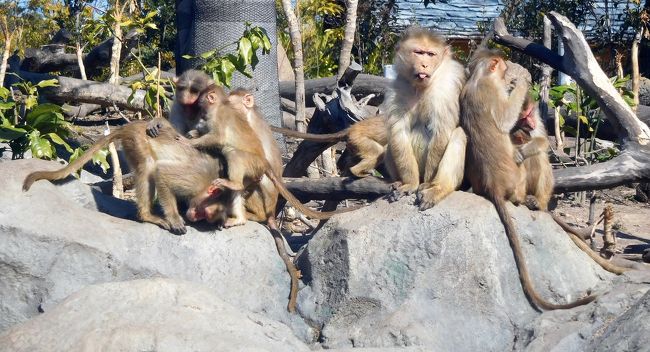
295, 192, 649, 350
0, 278, 310, 351
0, 159, 312, 340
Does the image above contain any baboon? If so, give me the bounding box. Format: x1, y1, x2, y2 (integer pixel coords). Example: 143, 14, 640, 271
23, 120, 229, 235
382, 27, 467, 210
461, 48, 596, 310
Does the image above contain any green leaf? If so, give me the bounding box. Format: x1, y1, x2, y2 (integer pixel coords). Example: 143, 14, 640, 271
29, 134, 53, 159
182, 54, 194, 59
578, 115, 589, 125
238, 37, 253, 66
200, 50, 216, 59
91, 148, 111, 173
24, 96, 38, 110
0, 101, 15, 110
146, 23, 158, 30
35, 79, 59, 88
46, 133, 73, 152
0, 87, 10, 100
220, 59, 237, 87
144, 10, 158, 19
0, 125, 27, 141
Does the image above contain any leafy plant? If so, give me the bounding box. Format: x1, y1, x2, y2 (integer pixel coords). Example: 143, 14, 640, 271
0, 78, 107, 171
183, 22, 272, 87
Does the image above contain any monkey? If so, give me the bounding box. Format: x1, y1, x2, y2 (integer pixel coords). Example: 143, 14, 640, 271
147, 69, 214, 139
508, 93, 554, 211
461, 48, 596, 310
269, 116, 388, 178
507, 94, 629, 275
23, 120, 231, 235
190, 84, 357, 227
381, 27, 468, 210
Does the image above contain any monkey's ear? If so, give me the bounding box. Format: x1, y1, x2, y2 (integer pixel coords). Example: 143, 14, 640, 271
243, 94, 255, 108
206, 92, 218, 104
489, 58, 501, 72
207, 184, 222, 197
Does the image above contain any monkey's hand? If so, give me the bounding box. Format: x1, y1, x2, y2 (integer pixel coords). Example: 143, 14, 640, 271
146, 118, 165, 138
513, 147, 525, 165
185, 130, 200, 139
175, 135, 192, 146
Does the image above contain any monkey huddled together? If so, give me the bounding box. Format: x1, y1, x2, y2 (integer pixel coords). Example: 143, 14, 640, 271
23, 26, 620, 312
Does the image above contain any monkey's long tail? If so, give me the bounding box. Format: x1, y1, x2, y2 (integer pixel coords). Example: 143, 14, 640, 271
270, 126, 348, 143
552, 213, 630, 275
265, 171, 360, 220
22, 130, 122, 191
492, 197, 597, 310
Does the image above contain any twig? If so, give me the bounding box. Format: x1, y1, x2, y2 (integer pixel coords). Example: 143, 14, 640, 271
104, 121, 124, 199
601, 203, 617, 259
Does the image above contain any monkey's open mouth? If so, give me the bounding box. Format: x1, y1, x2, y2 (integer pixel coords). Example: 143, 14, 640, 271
415, 73, 430, 80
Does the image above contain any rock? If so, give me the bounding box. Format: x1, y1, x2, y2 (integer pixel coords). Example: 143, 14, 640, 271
0, 159, 312, 340
639, 77, 650, 106
587, 286, 650, 352
0, 278, 310, 351
295, 192, 649, 350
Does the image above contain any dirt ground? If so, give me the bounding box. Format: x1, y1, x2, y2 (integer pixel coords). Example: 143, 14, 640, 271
553, 185, 650, 264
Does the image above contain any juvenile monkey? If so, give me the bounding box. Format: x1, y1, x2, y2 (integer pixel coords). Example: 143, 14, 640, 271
382, 27, 467, 210
23, 120, 229, 235
270, 116, 388, 177
509, 94, 554, 211
147, 69, 214, 139
461, 48, 595, 310
191, 84, 356, 227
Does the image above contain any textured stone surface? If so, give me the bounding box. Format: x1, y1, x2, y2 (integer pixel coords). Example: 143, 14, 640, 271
0, 159, 311, 339
0, 278, 310, 351
295, 192, 649, 350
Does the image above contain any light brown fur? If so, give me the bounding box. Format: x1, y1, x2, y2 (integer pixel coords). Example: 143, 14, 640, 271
270, 116, 388, 177
462, 48, 595, 310
192, 85, 357, 226
382, 27, 467, 210
162, 69, 214, 138
23, 120, 229, 235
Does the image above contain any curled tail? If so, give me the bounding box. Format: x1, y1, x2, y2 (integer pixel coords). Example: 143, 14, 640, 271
23, 130, 122, 191
492, 197, 597, 310
270, 126, 348, 143
265, 171, 359, 219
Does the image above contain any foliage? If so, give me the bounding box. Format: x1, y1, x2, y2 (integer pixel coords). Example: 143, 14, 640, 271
128, 67, 173, 118
277, 0, 400, 78
540, 75, 635, 163
0, 77, 107, 170
182, 22, 272, 87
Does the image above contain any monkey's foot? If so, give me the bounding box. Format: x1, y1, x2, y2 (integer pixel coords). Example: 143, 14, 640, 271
416, 183, 449, 210
224, 217, 247, 228
167, 216, 187, 235
387, 182, 416, 202
211, 178, 244, 192
349, 164, 372, 178
524, 195, 542, 211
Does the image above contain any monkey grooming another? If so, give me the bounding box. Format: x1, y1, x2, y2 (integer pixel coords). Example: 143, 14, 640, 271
147, 69, 215, 139
270, 116, 388, 178
382, 27, 467, 210
190, 84, 357, 227
23, 120, 230, 235
461, 48, 595, 310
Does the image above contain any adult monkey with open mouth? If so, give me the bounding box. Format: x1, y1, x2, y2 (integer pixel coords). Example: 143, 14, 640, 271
382, 27, 467, 210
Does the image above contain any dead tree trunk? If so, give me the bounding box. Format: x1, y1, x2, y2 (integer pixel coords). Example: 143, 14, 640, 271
280, 0, 307, 132
337, 0, 358, 78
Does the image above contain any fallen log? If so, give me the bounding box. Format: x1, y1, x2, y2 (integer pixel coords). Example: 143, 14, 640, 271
279, 74, 388, 107
20, 29, 141, 76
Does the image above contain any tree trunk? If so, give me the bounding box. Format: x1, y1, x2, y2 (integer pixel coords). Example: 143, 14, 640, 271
632, 27, 643, 113
109, 5, 123, 85
281, 0, 307, 132
76, 42, 88, 80
0, 16, 14, 88
337, 0, 358, 78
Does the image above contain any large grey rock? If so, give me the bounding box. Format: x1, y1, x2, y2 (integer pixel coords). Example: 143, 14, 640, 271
0, 278, 310, 351
0, 159, 312, 340
639, 77, 650, 106
295, 192, 648, 350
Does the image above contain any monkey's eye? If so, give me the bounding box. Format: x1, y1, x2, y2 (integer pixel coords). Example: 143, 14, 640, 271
428, 52, 437, 57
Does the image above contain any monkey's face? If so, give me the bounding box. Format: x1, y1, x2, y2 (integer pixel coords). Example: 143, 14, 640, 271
396, 38, 447, 88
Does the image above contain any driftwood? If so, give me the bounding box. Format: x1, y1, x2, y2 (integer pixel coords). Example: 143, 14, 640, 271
282, 63, 376, 178
279, 73, 388, 108
20, 29, 141, 76
9, 70, 147, 112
